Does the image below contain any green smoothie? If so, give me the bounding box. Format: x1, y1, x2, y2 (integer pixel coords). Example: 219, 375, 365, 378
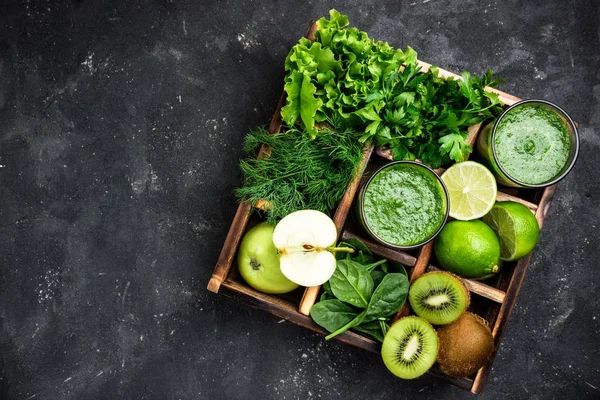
494, 104, 571, 185
362, 162, 447, 247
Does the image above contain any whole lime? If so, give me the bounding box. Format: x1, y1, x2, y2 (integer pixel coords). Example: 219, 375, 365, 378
434, 220, 501, 280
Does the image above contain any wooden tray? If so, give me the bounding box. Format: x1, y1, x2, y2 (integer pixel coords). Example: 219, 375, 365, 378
207, 21, 556, 395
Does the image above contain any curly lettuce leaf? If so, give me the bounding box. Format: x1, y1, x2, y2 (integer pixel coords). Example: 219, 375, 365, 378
281, 70, 323, 138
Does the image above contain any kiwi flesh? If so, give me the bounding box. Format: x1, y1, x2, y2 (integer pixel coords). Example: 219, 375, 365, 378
408, 271, 470, 325
381, 316, 438, 379
436, 312, 494, 378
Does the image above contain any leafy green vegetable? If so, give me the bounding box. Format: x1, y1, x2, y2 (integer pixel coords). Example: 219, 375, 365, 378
354, 321, 385, 342
361, 273, 409, 323
329, 259, 375, 308
310, 299, 358, 332
281, 9, 505, 168
235, 126, 364, 224
324, 273, 408, 340
370, 269, 386, 288
335, 238, 372, 262
310, 238, 409, 342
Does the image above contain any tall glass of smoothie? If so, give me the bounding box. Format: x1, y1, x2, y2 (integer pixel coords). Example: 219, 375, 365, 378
476, 99, 579, 188
356, 161, 449, 250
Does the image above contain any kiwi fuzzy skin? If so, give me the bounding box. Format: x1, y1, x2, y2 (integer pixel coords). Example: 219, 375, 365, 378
436, 312, 494, 378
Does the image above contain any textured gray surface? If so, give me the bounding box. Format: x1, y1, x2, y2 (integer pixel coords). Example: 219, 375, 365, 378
0, 0, 598, 399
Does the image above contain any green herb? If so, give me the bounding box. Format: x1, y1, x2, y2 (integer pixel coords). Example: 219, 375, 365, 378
282, 9, 505, 168
235, 126, 364, 224
309, 239, 409, 341
377, 65, 505, 167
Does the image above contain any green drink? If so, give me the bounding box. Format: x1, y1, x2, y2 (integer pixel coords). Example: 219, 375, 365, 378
356, 161, 449, 249
477, 100, 579, 188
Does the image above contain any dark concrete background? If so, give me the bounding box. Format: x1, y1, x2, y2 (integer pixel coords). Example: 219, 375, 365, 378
0, 0, 598, 399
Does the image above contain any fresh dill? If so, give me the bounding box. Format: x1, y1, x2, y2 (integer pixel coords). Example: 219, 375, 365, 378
235, 126, 365, 224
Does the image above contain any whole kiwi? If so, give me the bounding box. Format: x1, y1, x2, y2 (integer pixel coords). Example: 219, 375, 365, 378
436, 312, 494, 378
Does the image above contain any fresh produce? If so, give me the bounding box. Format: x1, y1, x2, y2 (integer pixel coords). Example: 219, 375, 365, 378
381, 316, 439, 379
310, 238, 409, 341
281, 9, 504, 168
440, 161, 497, 221
272, 210, 350, 287
408, 272, 469, 325
482, 201, 540, 261
436, 312, 494, 378
235, 126, 364, 224
359, 161, 448, 248
220, 6, 551, 390
237, 222, 299, 294
434, 220, 501, 280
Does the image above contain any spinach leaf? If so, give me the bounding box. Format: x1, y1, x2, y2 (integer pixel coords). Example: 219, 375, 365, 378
320, 281, 333, 301
310, 299, 358, 332
362, 273, 409, 323
354, 321, 385, 343
363, 258, 387, 273
329, 259, 374, 308
325, 273, 409, 340
340, 238, 371, 255
325, 309, 368, 340
379, 319, 390, 337
370, 269, 386, 287
336, 238, 372, 263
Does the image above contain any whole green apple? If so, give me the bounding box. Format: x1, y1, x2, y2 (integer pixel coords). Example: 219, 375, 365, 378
238, 222, 299, 294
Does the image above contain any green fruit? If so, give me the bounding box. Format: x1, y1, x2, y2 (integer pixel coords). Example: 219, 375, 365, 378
434, 220, 501, 280
436, 312, 494, 378
381, 316, 438, 380
238, 222, 299, 294
408, 272, 470, 325
482, 201, 540, 261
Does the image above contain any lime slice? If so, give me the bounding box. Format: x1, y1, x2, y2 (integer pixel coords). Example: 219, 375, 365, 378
482, 201, 540, 261
440, 161, 497, 221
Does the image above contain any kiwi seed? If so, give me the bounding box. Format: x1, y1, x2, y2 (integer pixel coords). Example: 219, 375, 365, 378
408, 271, 470, 325
381, 316, 438, 380
436, 311, 494, 378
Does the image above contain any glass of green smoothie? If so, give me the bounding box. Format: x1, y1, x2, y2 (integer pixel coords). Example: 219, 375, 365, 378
476, 99, 579, 188
356, 161, 449, 250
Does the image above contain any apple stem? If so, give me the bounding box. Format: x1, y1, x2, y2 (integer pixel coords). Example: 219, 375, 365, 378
327, 246, 355, 254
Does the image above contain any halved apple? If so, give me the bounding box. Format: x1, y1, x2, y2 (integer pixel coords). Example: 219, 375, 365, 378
272, 210, 341, 287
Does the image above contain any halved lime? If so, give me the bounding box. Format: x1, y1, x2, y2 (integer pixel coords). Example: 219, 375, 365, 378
482, 201, 540, 261
440, 161, 497, 221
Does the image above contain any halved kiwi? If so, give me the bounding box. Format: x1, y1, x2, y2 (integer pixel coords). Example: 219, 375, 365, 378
408, 271, 470, 325
436, 311, 494, 378
381, 316, 438, 379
